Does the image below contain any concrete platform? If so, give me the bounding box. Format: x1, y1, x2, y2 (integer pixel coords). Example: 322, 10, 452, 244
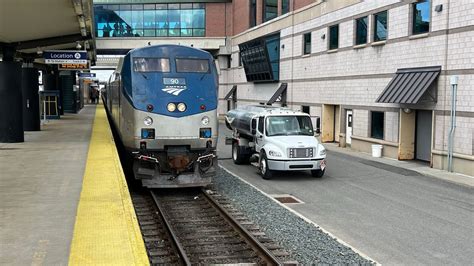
0, 104, 147, 265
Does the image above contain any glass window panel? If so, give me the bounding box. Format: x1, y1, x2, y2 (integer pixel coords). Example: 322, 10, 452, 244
180, 9, 193, 30
329, 25, 339, 50
144, 4, 154, 10
143, 29, 155, 37
156, 9, 168, 30
180, 3, 192, 9
133, 58, 170, 72
371, 111, 384, 139
282, 0, 290, 15
193, 29, 205, 37
156, 29, 168, 37
374, 11, 388, 42
355, 16, 368, 45
193, 3, 205, 9
133, 29, 143, 37
168, 4, 179, 9
131, 5, 143, 31
303, 33, 311, 54
413, 0, 430, 34
143, 9, 155, 29
193, 9, 205, 28
176, 59, 210, 73
168, 10, 180, 36
156, 4, 167, 10
250, 0, 256, 27
263, 0, 278, 22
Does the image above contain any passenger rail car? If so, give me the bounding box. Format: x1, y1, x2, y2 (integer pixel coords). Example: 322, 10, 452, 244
105, 45, 219, 188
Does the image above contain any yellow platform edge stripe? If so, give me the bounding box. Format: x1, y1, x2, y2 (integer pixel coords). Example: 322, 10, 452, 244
69, 104, 148, 265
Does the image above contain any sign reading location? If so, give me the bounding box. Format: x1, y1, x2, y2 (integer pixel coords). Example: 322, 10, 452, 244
44, 50, 87, 64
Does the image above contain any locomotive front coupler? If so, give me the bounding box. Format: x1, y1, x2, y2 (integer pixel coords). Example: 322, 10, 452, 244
132, 151, 160, 164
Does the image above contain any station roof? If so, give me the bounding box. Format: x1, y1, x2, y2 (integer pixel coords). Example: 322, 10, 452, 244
0, 0, 95, 63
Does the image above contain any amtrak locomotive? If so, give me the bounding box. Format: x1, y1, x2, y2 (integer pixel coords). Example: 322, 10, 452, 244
105, 45, 218, 188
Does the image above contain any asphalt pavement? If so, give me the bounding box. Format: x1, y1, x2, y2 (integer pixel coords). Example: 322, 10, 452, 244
216, 123, 474, 265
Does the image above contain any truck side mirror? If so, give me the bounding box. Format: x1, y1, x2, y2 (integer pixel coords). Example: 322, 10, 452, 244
251, 118, 257, 135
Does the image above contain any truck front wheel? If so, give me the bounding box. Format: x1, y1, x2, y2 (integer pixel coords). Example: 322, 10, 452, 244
260, 153, 273, 180
311, 169, 325, 178
232, 142, 248, 164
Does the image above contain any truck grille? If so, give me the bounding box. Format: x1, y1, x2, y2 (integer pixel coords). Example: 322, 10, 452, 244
288, 148, 314, 158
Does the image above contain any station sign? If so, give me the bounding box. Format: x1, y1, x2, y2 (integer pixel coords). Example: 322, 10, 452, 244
79, 73, 96, 78
44, 50, 87, 64
58, 62, 89, 70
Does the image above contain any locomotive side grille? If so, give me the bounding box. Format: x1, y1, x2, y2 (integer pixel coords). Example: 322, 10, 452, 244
288, 148, 314, 158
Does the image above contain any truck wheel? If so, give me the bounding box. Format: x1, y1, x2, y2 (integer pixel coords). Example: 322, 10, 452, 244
260, 153, 273, 180
232, 142, 248, 164
311, 169, 325, 178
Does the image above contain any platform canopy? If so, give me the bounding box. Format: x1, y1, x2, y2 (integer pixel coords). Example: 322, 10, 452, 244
376, 66, 441, 104
0, 0, 95, 63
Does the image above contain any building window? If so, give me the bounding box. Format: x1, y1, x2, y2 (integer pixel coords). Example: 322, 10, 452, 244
282, 0, 290, 15
302, 105, 310, 114
303, 33, 311, 55
94, 3, 205, 38
371, 111, 384, 140
226, 55, 231, 69
355, 16, 368, 45
373, 11, 388, 42
328, 24, 339, 50
412, 0, 430, 35
250, 0, 257, 27
263, 0, 278, 22
239, 33, 280, 82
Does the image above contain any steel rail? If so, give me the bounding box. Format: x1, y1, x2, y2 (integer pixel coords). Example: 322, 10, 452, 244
201, 188, 283, 266
150, 191, 191, 266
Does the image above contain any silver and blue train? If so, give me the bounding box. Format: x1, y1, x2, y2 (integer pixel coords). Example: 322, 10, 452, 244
104, 44, 219, 188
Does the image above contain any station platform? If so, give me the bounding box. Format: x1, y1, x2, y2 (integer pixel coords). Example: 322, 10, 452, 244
0, 104, 148, 265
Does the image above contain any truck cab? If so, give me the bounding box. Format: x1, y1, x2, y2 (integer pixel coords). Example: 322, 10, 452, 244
227, 106, 326, 179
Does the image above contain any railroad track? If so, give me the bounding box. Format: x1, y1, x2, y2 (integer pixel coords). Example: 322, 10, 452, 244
132, 188, 295, 265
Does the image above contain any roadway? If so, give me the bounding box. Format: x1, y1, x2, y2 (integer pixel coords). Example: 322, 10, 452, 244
216, 123, 474, 265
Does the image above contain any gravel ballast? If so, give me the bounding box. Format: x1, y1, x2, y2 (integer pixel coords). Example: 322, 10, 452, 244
212, 167, 374, 265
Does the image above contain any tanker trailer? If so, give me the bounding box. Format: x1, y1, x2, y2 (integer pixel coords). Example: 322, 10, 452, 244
225, 105, 327, 179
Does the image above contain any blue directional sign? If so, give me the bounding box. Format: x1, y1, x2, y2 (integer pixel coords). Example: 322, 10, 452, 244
79, 73, 96, 78
44, 50, 87, 64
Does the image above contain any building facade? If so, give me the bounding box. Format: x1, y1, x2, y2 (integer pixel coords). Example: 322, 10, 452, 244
218, 0, 474, 176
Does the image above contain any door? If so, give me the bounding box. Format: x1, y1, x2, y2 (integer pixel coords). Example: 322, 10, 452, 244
346, 110, 353, 145
415, 110, 432, 161
255, 116, 265, 153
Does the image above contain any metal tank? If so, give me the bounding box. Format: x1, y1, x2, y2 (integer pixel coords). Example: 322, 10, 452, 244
225, 105, 287, 137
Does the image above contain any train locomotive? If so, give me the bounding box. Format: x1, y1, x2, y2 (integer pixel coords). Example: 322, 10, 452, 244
105, 45, 219, 188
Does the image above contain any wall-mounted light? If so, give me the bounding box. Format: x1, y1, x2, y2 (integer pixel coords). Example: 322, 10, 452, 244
321, 34, 326, 40
76, 41, 82, 50
435, 4, 443, 12
402, 108, 412, 114
281, 44, 285, 49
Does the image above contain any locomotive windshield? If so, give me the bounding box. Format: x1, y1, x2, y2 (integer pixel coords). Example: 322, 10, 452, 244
176, 58, 209, 73
133, 58, 170, 72
266, 116, 314, 136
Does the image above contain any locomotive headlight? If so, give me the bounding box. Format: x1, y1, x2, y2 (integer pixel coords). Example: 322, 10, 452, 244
177, 103, 186, 112
201, 116, 210, 126
167, 103, 176, 112
143, 116, 153, 126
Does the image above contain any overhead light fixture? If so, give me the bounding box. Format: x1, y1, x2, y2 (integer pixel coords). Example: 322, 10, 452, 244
76, 42, 82, 50
402, 108, 412, 114
36, 47, 43, 55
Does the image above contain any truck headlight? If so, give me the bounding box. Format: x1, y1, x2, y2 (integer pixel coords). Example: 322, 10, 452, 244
177, 103, 186, 112
268, 150, 282, 157
143, 116, 153, 126
201, 116, 210, 126
319, 148, 326, 156
167, 103, 176, 112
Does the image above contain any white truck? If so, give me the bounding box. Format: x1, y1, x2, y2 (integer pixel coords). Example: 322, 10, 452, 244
225, 105, 326, 179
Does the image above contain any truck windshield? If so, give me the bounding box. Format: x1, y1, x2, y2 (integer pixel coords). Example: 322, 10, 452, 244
266, 116, 314, 136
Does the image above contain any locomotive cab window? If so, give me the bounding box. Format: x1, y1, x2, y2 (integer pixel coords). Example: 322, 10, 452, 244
176, 58, 209, 73
133, 58, 170, 72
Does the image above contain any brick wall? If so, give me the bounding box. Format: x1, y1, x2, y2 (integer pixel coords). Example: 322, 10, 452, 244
232, 0, 250, 35
205, 3, 227, 37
